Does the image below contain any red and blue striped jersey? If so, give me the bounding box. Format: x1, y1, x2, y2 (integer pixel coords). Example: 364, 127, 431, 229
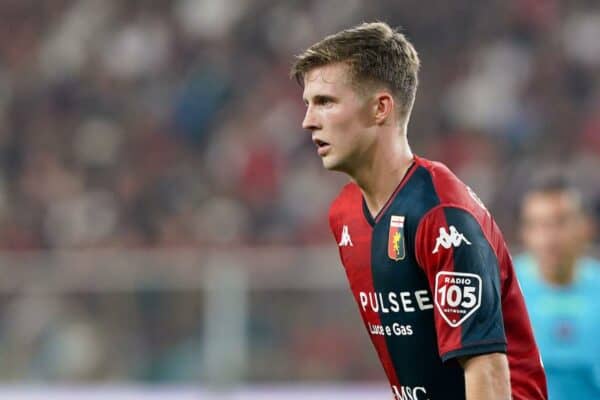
329, 155, 547, 400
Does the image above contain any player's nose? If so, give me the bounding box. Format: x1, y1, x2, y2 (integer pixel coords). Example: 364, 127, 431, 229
302, 107, 320, 132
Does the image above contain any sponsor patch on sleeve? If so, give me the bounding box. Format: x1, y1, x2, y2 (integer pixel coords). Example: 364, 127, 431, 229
434, 272, 482, 327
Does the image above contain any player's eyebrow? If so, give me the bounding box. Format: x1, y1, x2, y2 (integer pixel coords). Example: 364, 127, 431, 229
303, 94, 337, 105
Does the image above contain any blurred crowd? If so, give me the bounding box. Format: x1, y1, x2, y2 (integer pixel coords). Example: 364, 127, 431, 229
0, 0, 599, 251
0, 0, 599, 385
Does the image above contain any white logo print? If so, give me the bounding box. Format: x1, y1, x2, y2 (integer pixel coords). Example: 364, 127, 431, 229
435, 271, 482, 327
338, 225, 353, 247
432, 226, 471, 254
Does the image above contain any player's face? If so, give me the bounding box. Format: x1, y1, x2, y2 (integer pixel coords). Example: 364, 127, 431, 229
301, 63, 376, 173
521, 191, 589, 273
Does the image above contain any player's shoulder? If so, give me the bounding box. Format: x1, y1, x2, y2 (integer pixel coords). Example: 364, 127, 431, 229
328, 182, 362, 228
415, 156, 488, 216
417, 156, 475, 207
412, 157, 497, 261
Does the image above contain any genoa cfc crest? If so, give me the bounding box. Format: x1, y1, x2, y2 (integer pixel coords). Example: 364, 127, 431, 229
388, 215, 406, 261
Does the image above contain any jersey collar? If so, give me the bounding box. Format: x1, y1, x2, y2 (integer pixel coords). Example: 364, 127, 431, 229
362, 157, 418, 227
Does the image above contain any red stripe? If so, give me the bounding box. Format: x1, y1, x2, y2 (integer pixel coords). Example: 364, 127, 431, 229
331, 184, 402, 390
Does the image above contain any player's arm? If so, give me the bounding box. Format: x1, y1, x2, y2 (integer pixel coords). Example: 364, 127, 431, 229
459, 353, 511, 399
415, 205, 510, 381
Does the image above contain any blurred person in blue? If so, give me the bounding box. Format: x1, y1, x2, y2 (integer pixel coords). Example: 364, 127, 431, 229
515, 173, 600, 399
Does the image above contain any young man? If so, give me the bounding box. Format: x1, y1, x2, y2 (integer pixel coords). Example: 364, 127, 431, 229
515, 174, 600, 399
291, 22, 547, 399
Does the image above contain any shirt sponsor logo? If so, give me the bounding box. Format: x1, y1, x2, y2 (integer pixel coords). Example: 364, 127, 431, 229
359, 290, 433, 314
432, 225, 471, 254
388, 215, 406, 261
434, 272, 482, 327
368, 322, 413, 337
338, 225, 353, 247
391, 385, 429, 400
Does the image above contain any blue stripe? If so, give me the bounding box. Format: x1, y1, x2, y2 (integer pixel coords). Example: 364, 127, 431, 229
370, 166, 466, 398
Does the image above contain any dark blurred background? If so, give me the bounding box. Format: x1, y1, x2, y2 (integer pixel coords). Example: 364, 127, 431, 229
0, 0, 598, 396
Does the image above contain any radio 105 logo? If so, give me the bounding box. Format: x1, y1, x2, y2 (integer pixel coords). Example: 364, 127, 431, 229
434, 272, 482, 327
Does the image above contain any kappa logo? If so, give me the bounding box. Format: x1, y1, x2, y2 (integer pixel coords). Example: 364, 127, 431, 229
432, 226, 471, 254
338, 225, 353, 247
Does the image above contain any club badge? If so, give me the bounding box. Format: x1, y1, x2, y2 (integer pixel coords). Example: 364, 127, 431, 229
388, 215, 406, 261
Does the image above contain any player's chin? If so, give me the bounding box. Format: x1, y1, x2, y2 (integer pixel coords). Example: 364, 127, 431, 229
321, 155, 341, 171
320, 149, 351, 172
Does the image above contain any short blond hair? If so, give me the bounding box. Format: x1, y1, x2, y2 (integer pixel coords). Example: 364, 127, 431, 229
291, 22, 420, 115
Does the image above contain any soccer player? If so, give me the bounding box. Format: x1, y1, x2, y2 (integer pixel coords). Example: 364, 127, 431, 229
515, 174, 600, 399
291, 22, 547, 399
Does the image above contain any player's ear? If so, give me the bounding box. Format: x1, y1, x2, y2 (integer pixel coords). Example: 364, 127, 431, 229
373, 91, 395, 125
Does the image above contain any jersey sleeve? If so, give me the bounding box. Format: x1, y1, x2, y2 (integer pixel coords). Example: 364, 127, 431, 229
328, 201, 341, 244
415, 205, 507, 362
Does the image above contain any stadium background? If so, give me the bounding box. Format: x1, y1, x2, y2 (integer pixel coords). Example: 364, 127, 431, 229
0, 0, 599, 398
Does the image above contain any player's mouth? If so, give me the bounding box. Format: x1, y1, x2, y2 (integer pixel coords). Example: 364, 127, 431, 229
313, 138, 331, 156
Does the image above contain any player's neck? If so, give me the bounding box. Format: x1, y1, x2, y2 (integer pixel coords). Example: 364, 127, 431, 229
353, 134, 414, 218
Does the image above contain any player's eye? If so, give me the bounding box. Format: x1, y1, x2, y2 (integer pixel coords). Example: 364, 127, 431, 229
315, 96, 334, 105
